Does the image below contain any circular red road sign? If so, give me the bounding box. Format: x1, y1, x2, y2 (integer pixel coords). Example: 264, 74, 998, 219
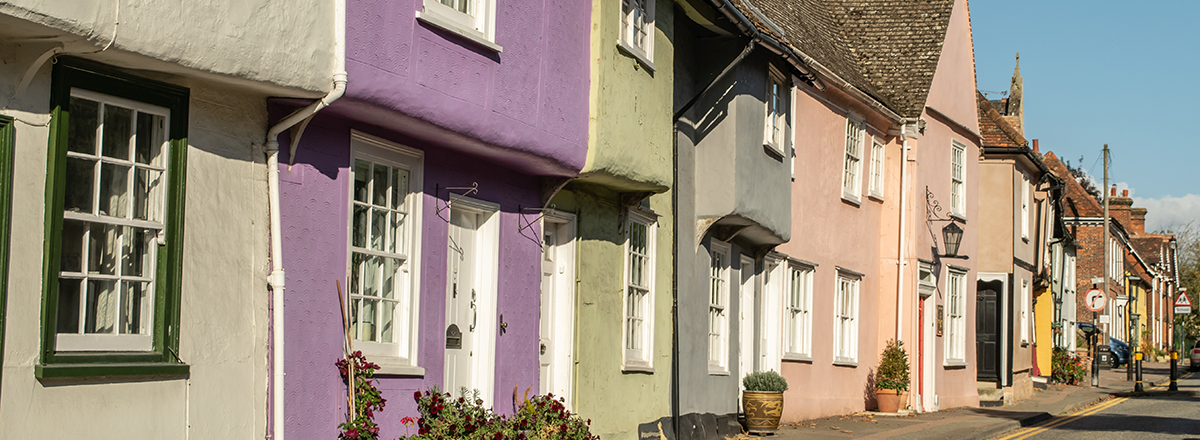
1084, 288, 1106, 312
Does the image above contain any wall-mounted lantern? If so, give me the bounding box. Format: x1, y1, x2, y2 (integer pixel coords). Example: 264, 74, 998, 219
940, 221, 967, 259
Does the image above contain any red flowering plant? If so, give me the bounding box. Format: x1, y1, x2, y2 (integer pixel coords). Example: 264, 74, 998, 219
510, 393, 596, 440
398, 387, 596, 440
336, 351, 386, 439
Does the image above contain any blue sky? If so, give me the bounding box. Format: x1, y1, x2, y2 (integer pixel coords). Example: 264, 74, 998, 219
971, 0, 1200, 232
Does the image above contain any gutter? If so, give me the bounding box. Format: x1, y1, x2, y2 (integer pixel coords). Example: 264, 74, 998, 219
265, 1, 347, 438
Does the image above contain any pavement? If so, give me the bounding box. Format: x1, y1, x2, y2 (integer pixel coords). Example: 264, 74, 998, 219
745, 362, 1190, 440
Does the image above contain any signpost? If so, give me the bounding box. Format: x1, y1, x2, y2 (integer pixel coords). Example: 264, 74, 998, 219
1174, 291, 1193, 315
1085, 288, 1105, 387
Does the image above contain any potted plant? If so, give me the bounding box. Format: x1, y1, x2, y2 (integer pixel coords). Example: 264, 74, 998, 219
875, 339, 910, 413
742, 370, 788, 433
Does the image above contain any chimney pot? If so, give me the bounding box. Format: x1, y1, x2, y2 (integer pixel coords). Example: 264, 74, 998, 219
1111, 187, 1117, 196
1032, 139, 1039, 152
1122, 189, 1129, 197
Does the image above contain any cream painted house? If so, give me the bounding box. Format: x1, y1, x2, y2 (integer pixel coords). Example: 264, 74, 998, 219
0, 1, 336, 438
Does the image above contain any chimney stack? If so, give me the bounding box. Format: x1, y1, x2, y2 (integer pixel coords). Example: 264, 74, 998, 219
1131, 207, 1147, 235
1110, 187, 1134, 231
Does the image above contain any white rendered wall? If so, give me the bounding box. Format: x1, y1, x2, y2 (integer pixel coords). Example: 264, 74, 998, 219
0, 44, 270, 440
0, 0, 334, 95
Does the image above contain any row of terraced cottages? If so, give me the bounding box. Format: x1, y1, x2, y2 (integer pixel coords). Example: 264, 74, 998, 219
2, 0, 1156, 439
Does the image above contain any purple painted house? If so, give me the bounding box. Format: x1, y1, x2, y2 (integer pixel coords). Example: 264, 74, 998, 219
273, 0, 589, 438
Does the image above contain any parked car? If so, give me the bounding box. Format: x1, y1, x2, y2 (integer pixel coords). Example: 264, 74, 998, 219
1108, 337, 1131, 368
1190, 339, 1200, 372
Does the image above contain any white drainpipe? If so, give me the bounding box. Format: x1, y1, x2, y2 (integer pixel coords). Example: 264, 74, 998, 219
895, 121, 913, 342
267, 1, 347, 438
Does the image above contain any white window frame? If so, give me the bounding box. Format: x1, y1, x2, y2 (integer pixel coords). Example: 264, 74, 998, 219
1021, 172, 1030, 240
945, 269, 967, 365
617, 0, 655, 69
345, 132, 424, 373
708, 240, 731, 374
833, 271, 860, 365
622, 210, 656, 371
784, 262, 813, 360
951, 141, 966, 218
842, 118, 864, 203
764, 65, 789, 157
1020, 280, 1030, 344
55, 89, 170, 352
868, 139, 885, 199
416, 0, 501, 52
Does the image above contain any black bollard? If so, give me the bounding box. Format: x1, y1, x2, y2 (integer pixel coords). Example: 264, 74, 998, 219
1170, 350, 1179, 392
1134, 352, 1144, 392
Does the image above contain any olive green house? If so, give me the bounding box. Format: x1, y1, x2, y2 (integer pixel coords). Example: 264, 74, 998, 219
538, 0, 674, 438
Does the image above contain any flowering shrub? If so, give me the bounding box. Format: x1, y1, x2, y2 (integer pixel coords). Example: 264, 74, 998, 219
1051, 347, 1085, 385
336, 351, 386, 439
400, 387, 597, 440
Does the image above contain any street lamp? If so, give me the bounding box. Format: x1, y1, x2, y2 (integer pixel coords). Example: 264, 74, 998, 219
940, 221, 967, 259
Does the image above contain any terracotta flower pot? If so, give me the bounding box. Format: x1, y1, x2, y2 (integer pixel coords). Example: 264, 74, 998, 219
742, 390, 784, 433
875, 388, 903, 413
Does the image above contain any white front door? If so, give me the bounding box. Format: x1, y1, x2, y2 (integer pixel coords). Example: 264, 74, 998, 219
445, 208, 478, 396
739, 255, 757, 381
444, 199, 499, 406
539, 215, 575, 406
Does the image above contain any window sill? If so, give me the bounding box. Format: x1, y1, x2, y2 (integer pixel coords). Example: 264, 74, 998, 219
950, 213, 967, 223
35, 362, 190, 380
832, 359, 858, 368
782, 353, 813, 362
616, 40, 656, 72
708, 366, 730, 376
841, 193, 861, 207
763, 142, 785, 159
375, 361, 426, 377
868, 192, 885, 202
416, 11, 503, 53
622, 362, 655, 373
943, 360, 968, 368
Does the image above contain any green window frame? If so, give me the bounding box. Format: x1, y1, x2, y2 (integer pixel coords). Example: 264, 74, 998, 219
0, 115, 15, 392
37, 58, 189, 379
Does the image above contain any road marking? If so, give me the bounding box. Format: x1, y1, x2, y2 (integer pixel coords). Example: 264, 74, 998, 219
996, 396, 1128, 440
995, 374, 1187, 440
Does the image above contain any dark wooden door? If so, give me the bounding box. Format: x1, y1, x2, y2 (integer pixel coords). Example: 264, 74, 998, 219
976, 280, 1002, 381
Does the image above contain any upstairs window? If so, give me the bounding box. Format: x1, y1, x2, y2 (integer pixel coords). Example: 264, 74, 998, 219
951, 141, 966, 217
418, 0, 500, 50
764, 66, 789, 157
842, 119, 864, 202
868, 140, 885, 199
1021, 172, 1030, 240
618, 0, 655, 67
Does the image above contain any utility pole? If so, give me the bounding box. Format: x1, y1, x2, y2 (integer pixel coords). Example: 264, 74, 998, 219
1095, 144, 1109, 387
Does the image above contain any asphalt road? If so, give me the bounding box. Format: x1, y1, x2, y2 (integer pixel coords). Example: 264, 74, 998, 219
1003, 373, 1200, 440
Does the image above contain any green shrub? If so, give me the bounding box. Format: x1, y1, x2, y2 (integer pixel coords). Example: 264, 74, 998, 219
875, 339, 910, 391
742, 370, 788, 392
1051, 347, 1085, 385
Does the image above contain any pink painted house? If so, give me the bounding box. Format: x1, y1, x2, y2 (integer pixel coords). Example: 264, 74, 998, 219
753, 0, 981, 421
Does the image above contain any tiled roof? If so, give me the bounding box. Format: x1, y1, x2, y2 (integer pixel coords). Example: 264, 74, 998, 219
1043, 152, 1104, 218
1132, 236, 1163, 266
977, 91, 1026, 148
740, 0, 955, 118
